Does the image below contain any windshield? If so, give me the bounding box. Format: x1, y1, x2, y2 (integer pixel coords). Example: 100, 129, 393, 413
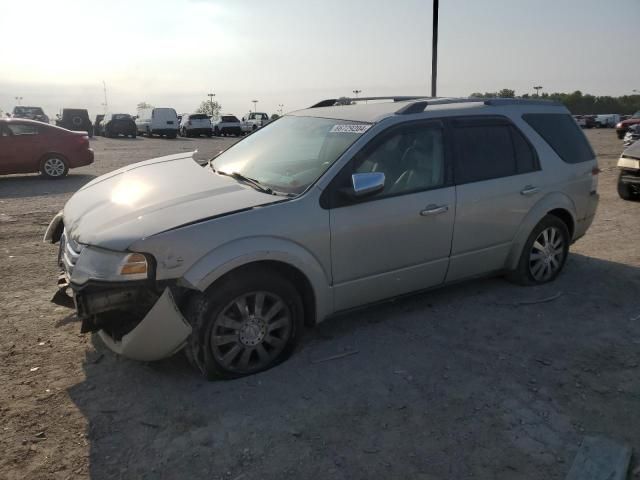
212, 116, 371, 195
14, 107, 44, 116
113, 114, 131, 120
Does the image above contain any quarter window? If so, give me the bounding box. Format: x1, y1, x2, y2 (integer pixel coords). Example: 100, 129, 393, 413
523, 113, 595, 164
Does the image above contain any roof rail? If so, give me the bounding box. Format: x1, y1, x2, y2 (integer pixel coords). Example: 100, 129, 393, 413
396, 97, 483, 115
483, 98, 563, 107
310, 96, 428, 108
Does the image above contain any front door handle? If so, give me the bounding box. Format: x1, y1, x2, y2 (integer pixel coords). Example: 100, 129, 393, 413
520, 185, 540, 196
420, 204, 448, 216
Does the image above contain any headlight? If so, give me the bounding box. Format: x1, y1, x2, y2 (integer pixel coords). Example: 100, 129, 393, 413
72, 247, 150, 284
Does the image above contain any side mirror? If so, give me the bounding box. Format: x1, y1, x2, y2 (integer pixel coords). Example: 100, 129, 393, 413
346, 172, 385, 198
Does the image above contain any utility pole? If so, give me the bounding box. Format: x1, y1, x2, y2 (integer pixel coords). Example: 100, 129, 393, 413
352, 89, 362, 99
102, 81, 109, 112
533, 85, 543, 97
14, 96, 23, 105
207, 93, 215, 118
431, 0, 439, 98
252, 99, 258, 113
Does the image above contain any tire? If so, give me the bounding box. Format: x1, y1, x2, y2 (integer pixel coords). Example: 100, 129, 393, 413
146, 128, 152, 138
617, 173, 637, 200
617, 132, 625, 140
185, 267, 304, 379
506, 215, 570, 286
214, 127, 220, 136
131, 132, 137, 139
40, 155, 69, 179
168, 132, 177, 139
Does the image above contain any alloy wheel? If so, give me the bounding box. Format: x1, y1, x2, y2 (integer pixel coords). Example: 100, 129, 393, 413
529, 226, 565, 281
43, 158, 66, 177
210, 291, 292, 373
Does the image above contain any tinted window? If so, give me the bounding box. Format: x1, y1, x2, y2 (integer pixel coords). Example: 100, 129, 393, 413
221, 116, 239, 122
190, 114, 209, 120
7, 124, 39, 135
453, 124, 515, 184
511, 126, 537, 173
354, 123, 445, 196
523, 113, 595, 163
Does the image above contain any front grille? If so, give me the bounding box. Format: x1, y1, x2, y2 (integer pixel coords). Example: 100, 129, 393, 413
59, 230, 84, 276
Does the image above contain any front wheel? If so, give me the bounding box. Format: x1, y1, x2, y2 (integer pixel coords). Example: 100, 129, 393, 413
185, 268, 304, 379
40, 155, 69, 179
506, 215, 570, 285
617, 173, 638, 200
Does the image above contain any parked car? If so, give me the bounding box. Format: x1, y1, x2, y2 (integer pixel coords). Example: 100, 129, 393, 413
135, 107, 179, 138
594, 114, 620, 128
12, 106, 49, 124
45, 97, 599, 379
0, 118, 93, 178
616, 111, 640, 139
573, 114, 596, 129
56, 109, 93, 137
94, 115, 105, 136
617, 139, 640, 200
102, 113, 137, 138
241, 112, 269, 133
180, 113, 213, 137
213, 114, 242, 136
623, 123, 640, 147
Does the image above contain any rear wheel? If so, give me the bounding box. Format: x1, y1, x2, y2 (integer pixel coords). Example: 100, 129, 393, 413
507, 215, 570, 285
185, 268, 304, 379
40, 155, 69, 179
214, 127, 220, 136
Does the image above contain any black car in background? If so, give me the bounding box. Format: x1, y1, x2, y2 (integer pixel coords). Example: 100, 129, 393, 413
12, 106, 49, 123
102, 113, 136, 138
94, 114, 104, 136
56, 109, 93, 136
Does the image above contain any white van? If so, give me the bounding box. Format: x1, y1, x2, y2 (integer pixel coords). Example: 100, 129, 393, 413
135, 107, 179, 138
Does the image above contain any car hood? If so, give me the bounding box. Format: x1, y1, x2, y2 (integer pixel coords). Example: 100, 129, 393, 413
620, 118, 640, 127
63, 152, 281, 250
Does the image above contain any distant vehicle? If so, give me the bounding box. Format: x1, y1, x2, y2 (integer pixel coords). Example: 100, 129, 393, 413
12, 106, 49, 124
616, 111, 640, 139
594, 114, 620, 128
0, 118, 93, 178
573, 115, 596, 129
135, 107, 178, 138
180, 113, 213, 137
241, 112, 269, 133
617, 138, 640, 200
94, 115, 105, 136
56, 109, 93, 137
45, 96, 599, 378
101, 113, 136, 138
213, 114, 242, 136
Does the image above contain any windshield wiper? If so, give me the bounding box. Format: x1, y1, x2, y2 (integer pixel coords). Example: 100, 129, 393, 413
215, 169, 274, 195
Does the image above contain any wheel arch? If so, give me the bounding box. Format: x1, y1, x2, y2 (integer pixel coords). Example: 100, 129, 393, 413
179, 238, 332, 325
504, 192, 577, 272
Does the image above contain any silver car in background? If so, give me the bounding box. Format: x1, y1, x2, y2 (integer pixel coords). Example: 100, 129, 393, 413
45, 96, 599, 379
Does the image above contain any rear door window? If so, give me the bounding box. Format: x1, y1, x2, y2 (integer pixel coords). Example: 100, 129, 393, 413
452, 118, 538, 184
523, 113, 595, 163
7, 124, 39, 135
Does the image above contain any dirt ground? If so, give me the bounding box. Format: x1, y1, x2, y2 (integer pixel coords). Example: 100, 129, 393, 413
1, 129, 639, 480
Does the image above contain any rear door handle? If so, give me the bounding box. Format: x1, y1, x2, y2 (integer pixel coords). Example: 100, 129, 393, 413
420, 204, 448, 216
520, 185, 540, 196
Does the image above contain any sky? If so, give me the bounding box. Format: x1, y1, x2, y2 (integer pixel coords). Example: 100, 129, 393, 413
1, 0, 638, 120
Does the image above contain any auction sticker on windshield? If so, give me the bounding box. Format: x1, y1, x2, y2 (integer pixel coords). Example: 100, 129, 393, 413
330, 124, 372, 134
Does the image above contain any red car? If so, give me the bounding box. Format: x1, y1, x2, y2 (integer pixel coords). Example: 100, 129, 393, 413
0, 118, 94, 178
616, 111, 640, 139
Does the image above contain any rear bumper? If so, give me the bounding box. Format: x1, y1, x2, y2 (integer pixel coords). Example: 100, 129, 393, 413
185, 128, 212, 135
151, 129, 178, 135
574, 192, 599, 241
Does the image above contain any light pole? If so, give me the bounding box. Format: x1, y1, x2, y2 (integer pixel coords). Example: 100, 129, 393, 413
207, 93, 215, 118
14, 96, 23, 105
533, 85, 543, 97
252, 99, 258, 113
352, 89, 362, 99
431, 0, 439, 97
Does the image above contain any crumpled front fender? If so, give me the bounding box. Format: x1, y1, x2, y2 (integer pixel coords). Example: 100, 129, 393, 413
98, 288, 192, 362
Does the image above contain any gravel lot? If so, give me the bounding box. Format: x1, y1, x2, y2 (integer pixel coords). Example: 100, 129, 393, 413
1, 129, 639, 480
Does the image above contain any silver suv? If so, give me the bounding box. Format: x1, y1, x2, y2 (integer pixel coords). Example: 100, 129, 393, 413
46, 96, 599, 379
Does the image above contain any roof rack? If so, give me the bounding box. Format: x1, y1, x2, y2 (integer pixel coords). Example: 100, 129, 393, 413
310, 96, 428, 108
396, 97, 563, 115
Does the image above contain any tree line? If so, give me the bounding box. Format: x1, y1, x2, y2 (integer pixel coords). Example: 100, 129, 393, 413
469, 89, 640, 115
